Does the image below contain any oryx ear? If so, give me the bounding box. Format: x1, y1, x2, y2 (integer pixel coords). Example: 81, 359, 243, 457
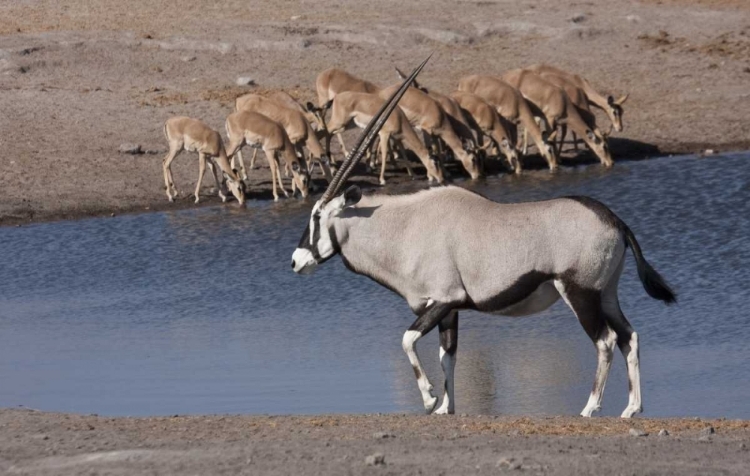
292, 162, 301, 172
342, 185, 362, 207
306, 101, 316, 112
615, 93, 629, 105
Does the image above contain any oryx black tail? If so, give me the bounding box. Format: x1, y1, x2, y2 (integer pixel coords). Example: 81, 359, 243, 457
622, 225, 677, 304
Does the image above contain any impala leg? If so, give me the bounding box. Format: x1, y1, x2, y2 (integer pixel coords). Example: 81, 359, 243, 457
572, 131, 579, 152
336, 132, 349, 157
395, 141, 414, 177
231, 149, 248, 181
249, 148, 258, 170
434, 311, 458, 415
206, 158, 226, 202
194, 152, 208, 204
162, 146, 181, 202
272, 151, 289, 198
557, 124, 567, 158
403, 302, 455, 414
522, 126, 529, 156
554, 280, 616, 417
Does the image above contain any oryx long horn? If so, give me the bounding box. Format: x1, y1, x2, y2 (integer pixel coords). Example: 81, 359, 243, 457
319, 54, 432, 204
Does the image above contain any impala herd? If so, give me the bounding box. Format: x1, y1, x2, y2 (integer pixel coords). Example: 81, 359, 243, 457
161, 63, 629, 204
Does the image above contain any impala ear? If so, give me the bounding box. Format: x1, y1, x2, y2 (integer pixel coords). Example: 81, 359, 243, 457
306, 101, 316, 112
342, 185, 362, 207
607, 95, 615, 106
545, 129, 558, 142
462, 139, 473, 151
615, 93, 629, 105
292, 162, 301, 172
323, 99, 333, 111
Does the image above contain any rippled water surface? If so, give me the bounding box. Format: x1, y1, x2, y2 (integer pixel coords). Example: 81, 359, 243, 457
1, 153, 749, 418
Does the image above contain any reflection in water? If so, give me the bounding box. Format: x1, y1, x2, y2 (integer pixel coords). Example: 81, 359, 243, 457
0, 153, 749, 418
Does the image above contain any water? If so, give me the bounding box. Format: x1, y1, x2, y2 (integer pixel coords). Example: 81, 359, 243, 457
1, 153, 749, 418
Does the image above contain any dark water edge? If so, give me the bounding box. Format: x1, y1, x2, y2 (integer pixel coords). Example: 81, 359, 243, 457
0, 152, 748, 418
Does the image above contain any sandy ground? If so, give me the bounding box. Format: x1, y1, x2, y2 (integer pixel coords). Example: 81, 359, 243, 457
0, 409, 748, 475
0, 0, 749, 225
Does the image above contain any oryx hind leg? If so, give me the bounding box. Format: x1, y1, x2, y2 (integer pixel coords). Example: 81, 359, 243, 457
402, 303, 455, 414
601, 258, 643, 418
554, 279, 616, 417
434, 311, 458, 415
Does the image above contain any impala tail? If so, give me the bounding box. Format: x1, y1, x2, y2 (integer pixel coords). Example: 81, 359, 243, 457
622, 225, 676, 304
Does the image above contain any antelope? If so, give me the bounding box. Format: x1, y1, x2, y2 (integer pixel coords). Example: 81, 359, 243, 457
325, 91, 445, 185
235, 94, 332, 182
264, 90, 320, 129
377, 84, 482, 180
291, 57, 676, 419
394, 67, 483, 160
449, 91, 521, 173
457, 75, 558, 171
537, 72, 599, 154
527, 64, 629, 134
224, 111, 310, 201
162, 116, 246, 205
310, 68, 382, 158
501, 69, 613, 167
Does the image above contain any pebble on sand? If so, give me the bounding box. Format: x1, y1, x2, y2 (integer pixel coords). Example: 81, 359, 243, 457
365, 453, 385, 466
658, 429, 670, 436
372, 431, 394, 439
236, 76, 256, 86
629, 428, 648, 437
118, 143, 142, 154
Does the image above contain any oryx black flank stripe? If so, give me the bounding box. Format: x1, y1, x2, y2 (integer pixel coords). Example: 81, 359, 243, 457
467, 271, 554, 312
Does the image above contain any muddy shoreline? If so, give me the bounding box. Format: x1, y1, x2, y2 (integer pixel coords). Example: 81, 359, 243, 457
1, 143, 746, 228
1, 409, 748, 475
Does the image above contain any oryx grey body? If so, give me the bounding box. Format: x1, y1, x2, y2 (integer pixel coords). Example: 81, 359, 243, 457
291, 56, 674, 419
293, 186, 674, 418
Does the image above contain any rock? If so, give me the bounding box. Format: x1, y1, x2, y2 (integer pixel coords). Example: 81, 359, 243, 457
626, 14, 641, 23
181, 55, 197, 62
629, 428, 648, 437
365, 453, 385, 466
658, 429, 670, 436
740, 443, 747, 450
236, 76, 256, 86
700, 426, 715, 437
373, 431, 394, 439
118, 143, 142, 154
290, 15, 302, 20
569, 13, 587, 23
497, 457, 522, 470
704, 149, 716, 155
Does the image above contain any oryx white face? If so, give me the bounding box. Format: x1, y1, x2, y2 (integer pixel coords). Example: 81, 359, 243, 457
291, 186, 362, 274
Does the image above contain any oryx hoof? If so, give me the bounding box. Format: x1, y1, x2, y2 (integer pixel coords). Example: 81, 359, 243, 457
433, 401, 453, 415
424, 396, 439, 414
620, 405, 643, 419
579, 405, 601, 418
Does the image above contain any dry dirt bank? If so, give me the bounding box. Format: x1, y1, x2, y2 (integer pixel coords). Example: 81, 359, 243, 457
0, 0, 749, 225
1, 409, 749, 475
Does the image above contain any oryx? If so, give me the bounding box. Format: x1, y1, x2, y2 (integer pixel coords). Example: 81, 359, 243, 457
291, 57, 675, 418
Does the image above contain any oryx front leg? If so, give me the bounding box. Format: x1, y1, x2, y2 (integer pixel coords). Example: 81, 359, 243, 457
402, 302, 454, 414
435, 311, 458, 415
